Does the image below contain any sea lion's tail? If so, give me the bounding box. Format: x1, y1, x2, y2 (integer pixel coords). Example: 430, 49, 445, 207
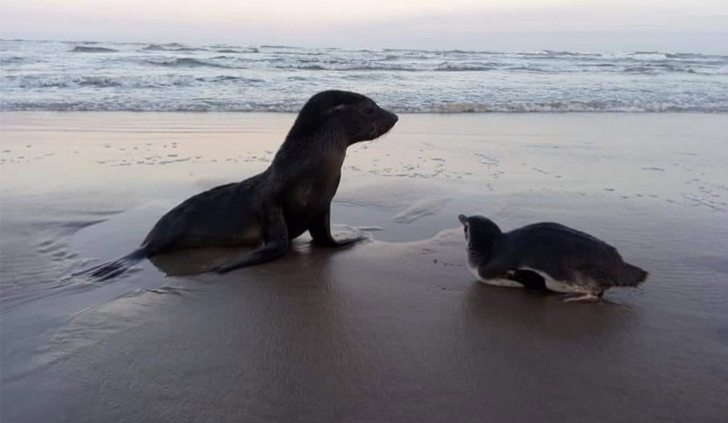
618, 263, 649, 287
74, 247, 149, 281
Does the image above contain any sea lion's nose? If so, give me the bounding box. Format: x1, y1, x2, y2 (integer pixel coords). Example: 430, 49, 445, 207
386, 110, 399, 124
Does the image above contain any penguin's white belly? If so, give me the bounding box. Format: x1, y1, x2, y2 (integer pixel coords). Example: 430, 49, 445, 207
519, 267, 583, 294
468, 263, 523, 288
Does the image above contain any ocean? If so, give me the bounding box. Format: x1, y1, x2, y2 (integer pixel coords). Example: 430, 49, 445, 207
1, 39, 727, 113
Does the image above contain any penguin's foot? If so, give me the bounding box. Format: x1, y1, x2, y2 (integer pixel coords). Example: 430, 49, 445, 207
562, 293, 601, 303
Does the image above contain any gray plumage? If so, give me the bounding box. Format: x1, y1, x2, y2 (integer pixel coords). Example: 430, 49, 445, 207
458, 214, 648, 299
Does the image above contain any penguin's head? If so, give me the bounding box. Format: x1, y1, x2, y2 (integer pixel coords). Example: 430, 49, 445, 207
458, 214, 501, 245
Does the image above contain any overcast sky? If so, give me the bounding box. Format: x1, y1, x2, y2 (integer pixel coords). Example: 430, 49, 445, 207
1, 0, 727, 53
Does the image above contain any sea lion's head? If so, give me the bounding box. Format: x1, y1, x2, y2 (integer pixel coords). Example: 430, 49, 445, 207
288, 90, 398, 145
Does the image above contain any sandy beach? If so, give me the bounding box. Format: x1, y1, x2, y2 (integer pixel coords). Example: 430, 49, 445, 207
1, 112, 727, 422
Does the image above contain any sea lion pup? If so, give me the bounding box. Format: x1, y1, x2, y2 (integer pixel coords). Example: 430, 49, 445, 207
458, 214, 648, 301
78, 90, 398, 280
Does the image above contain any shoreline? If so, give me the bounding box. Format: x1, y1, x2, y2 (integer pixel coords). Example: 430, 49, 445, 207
4, 110, 728, 114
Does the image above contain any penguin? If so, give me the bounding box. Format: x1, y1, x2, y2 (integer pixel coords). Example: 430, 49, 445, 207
458, 214, 648, 301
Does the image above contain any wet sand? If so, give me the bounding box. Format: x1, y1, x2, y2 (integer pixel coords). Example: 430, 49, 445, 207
1, 112, 727, 422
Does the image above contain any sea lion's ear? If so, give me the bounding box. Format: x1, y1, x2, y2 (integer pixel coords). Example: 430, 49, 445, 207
458, 214, 468, 225
324, 103, 348, 115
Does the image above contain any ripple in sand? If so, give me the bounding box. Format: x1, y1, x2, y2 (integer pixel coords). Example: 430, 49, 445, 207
393, 197, 452, 223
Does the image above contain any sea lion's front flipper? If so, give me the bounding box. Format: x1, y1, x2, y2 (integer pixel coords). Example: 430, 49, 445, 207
209, 209, 289, 274
309, 207, 365, 247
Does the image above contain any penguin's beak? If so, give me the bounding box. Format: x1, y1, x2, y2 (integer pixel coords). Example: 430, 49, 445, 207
458, 214, 468, 225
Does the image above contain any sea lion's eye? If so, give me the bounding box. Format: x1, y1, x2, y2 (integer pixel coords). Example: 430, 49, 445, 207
362, 104, 376, 116
325, 104, 347, 115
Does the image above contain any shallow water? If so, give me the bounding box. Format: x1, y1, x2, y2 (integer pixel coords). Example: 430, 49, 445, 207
2, 40, 728, 112
1, 112, 727, 422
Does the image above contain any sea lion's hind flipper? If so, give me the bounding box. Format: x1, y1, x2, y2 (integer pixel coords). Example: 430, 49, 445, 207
309, 207, 365, 247
210, 208, 289, 274
210, 239, 289, 274
73, 248, 148, 281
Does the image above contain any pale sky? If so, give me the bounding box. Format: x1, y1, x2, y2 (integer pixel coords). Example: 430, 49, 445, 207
2, 0, 727, 53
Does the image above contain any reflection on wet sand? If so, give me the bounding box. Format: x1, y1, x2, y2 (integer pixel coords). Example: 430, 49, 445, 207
149, 227, 367, 277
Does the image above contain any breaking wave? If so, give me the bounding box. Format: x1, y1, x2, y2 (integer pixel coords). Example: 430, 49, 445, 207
3, 99, 726, 113
71, 46, 118, 53
141, 43, 207, 52
143, 57, 245, 69
2, 74, 265, 89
